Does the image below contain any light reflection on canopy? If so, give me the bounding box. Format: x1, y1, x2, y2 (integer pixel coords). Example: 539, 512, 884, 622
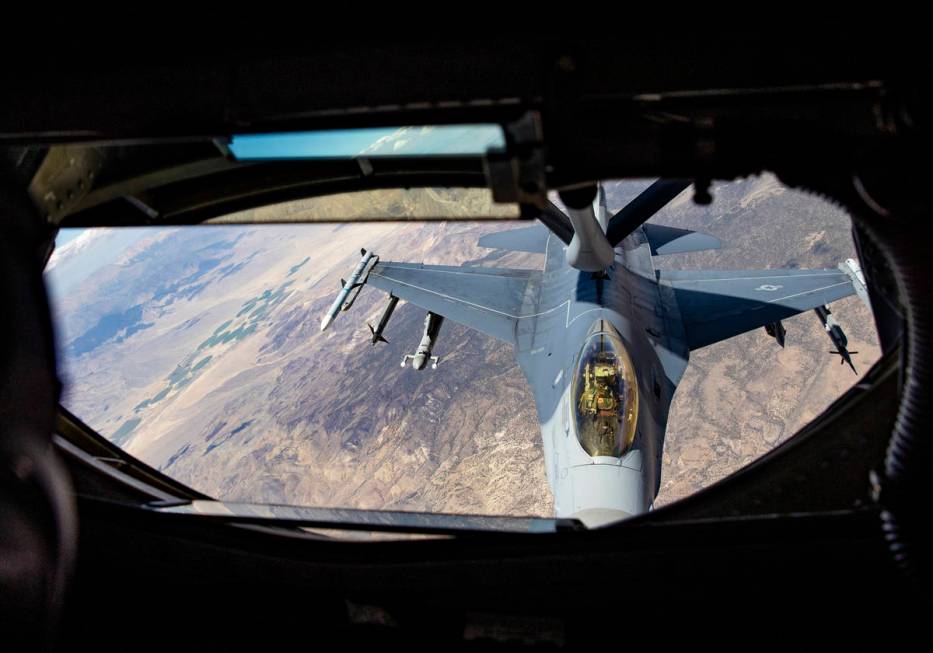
572, 321, 639, 458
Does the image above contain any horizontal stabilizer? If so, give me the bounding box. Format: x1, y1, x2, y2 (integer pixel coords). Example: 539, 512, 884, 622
477, 225, 550, 253
642, 224, 721, 255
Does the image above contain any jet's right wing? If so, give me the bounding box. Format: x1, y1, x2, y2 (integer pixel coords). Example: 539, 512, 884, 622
659, 268, 856, 350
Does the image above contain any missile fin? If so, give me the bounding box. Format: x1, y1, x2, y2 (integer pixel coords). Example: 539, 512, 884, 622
366, 323, 388, 345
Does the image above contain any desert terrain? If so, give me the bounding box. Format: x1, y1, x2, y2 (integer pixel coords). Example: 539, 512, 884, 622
47, 176, 880, 517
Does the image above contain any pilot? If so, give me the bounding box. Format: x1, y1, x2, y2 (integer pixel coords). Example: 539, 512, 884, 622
580, 360, 618, 423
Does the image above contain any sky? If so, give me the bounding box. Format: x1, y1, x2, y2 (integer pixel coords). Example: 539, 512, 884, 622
229, 125, 505, 159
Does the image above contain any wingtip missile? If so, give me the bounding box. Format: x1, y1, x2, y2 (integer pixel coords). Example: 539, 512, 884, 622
840, 258, 871, 310
320, 249, 378, 331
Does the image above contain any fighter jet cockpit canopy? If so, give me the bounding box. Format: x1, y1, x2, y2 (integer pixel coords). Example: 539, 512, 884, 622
572, 321, 639, 458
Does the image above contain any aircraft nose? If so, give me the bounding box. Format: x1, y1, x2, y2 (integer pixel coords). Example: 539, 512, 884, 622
571, 508, 632, 528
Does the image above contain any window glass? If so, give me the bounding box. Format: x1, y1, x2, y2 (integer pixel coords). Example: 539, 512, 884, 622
46, 175, 880, 522
228, 125, 505, 160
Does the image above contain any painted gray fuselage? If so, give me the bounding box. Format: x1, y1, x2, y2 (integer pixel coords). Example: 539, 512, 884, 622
514, 226, 690, 524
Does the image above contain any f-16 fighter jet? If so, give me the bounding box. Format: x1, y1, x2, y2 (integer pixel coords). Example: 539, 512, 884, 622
324, 181, 864, 526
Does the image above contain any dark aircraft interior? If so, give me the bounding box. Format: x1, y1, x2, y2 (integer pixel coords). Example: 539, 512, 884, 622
1, 35, 930, 649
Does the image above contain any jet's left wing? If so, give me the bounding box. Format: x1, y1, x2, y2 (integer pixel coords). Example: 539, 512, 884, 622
367, 262, 541, 345
659, 268, 855, 351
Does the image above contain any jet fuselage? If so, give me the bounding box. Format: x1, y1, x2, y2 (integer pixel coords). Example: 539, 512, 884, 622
515, 219, 689, 526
